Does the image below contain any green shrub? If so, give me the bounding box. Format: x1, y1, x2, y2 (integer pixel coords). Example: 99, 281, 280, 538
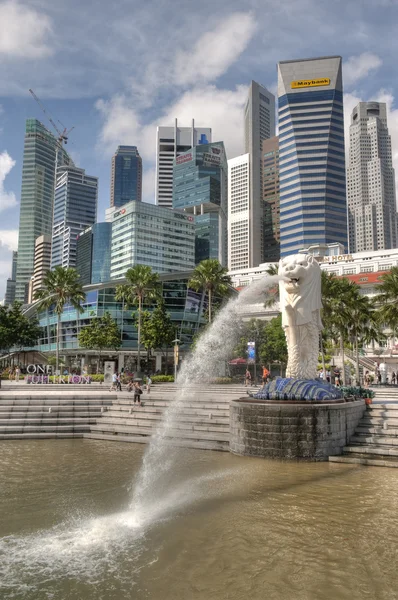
340, 386, 375, 399
151, 375, 174, 383
209, 377, 233, 384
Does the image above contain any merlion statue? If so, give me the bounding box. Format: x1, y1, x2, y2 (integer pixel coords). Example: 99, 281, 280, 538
278, 254, 322, 380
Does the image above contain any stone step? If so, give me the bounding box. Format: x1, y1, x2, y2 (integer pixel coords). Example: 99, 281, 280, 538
329, 455, 398, 467
109, 405, 229, 417
355, 426, 398, 436
0, 432, 82, 440
343, 445, 398, 456
0, 400, 113, 408
105, 411, 229, 425
0, 405, 109, 413
97, 417, 229, 433
0, 424, 90, 433
89, 423, 230, 442
83, 432, 229, 451
0, 418, 98, 426
113, 400, 230, 411
350, 435, 398, 446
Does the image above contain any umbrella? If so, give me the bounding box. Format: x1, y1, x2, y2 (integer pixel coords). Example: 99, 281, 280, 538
228, 358, 247, 365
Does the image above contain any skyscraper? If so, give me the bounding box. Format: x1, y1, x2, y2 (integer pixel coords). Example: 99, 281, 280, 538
347, 102, 398, 252
244, 81, 276, 266
228, 154, 250, 271
263, 137, 280, 261
156, 119, 211, 208
277, 56, 347, 256
30, 235, 51, 302
51, 165, 98, 269
110, 201, 195, 279
110, 146, 142, 208
4, 251, 18, 305
76, 223, 112, 285
172, 142, 228, 266
15, 119, 73, 302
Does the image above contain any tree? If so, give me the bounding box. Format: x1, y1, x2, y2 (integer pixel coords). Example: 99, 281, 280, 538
34, 267, 85, 373
259, 315, 288, 372
78, 312, 121, 373
375, 267, 398, 345
114, 284, 130, 342
188, 259, 232, 323
117, 265, 160, 372
139, 300, 175, 372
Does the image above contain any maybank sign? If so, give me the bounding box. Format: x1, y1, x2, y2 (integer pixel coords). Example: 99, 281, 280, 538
291, 78, 330, 89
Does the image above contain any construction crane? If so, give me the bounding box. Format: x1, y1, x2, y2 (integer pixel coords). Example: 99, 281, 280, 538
29, 88, 74, 147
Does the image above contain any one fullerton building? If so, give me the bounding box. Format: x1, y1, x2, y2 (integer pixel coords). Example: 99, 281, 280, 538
277, 56, 347, 257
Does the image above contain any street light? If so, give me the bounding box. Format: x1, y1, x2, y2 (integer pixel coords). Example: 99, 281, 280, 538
172, 338, 180, 383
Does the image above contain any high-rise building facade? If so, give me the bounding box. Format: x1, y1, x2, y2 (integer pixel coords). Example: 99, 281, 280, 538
263, 137, 280, 261
4, 251, 18, 305
110, 201, 195, 279
172, 142, 228, 266
277, 56, 347, 256
76, 223, 112, 285
244, 81, 276, 266
347, 102, 398, 252
156, 119, 211, 208
51, 165, 98, 269
228, 154, 250, 271
110, 146, 142, 208
30, 235, 51, 302
15, 119, 73, 302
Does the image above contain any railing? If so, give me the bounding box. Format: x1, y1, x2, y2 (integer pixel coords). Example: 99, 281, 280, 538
345, 349, 375, 371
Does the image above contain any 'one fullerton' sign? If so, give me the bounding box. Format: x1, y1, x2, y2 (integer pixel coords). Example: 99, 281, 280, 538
291, 78, 330, 89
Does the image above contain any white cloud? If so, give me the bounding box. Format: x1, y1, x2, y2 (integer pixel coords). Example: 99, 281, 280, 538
0, 151, 18, 213
344, 53, 382, 88
0, 1, 53, 59
0, 229, 18, 251
173, 12, 257, 86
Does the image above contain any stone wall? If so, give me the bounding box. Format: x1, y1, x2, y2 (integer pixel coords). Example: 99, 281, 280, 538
230, 399, 365, 461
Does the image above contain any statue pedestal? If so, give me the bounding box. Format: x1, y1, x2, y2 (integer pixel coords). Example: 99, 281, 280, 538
254, 377, 343, 402
229, 397, 365, 461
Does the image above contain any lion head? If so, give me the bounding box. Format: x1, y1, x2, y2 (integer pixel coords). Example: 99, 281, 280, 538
278, 254, 322, 328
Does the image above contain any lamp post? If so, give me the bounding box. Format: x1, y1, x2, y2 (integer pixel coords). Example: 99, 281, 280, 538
173, 338, 180, 383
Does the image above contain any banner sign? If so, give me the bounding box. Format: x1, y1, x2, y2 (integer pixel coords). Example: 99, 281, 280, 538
176, 153, 192, 165
247, 341, 256, 364
202, 153, 221, 166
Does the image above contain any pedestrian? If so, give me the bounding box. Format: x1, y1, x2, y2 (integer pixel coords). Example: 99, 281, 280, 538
364, 370, 371, 388
126, 379, 134, 392
245, 369, 251, 387
146, 375, 152, 394
134, 382, 143, 405
262, 365, 270, 384
110, 371, 117, 391
392, 371, 397, 386
15, 366, 20, 382
319, 369, 324, 380
377, 369, 381, 385
116, 372, 122, 391
326, 370, 331, 383
333, 367, 340, 387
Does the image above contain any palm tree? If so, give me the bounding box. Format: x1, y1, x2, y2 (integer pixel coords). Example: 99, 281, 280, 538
114, 284, 131, 342
264, 263, 280, 308
375, 267, 398, 349
34, 266, 85, 373
119, 265, 160, 372
188, 259, 232, 324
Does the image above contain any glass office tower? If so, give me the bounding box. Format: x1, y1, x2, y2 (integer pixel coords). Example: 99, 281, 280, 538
277, 56, 347, 256
172, 142, 228, 266
15, 119, 73, 302
110, 146, 142, 208
76, 223, 112, 285
51, 165, 98, 269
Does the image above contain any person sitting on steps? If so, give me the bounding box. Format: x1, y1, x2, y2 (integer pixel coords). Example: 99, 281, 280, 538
134, 382, 143, 405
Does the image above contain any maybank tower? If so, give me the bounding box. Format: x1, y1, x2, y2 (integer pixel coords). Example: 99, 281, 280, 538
277, 56, 347, 256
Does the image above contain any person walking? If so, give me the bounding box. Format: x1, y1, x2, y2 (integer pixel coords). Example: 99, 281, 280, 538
392, 371, 396, 386
116, 372, 122, 392
146, 376, 152, 394
333, 367, 340, 387
15, 366, 20, 382
110, 371, 117, 391
262, 366, 270, 384
245, 369, 252, 387
133, 382, 143, 405
364, 370, 371, 388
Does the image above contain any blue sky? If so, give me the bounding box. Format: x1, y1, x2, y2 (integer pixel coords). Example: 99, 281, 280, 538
1, 0, 398, 297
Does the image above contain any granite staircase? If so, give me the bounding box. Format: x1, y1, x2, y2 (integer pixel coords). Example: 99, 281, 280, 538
84, 385, 247, 451
0, 391, 114, 440
329, 387, 398, 467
